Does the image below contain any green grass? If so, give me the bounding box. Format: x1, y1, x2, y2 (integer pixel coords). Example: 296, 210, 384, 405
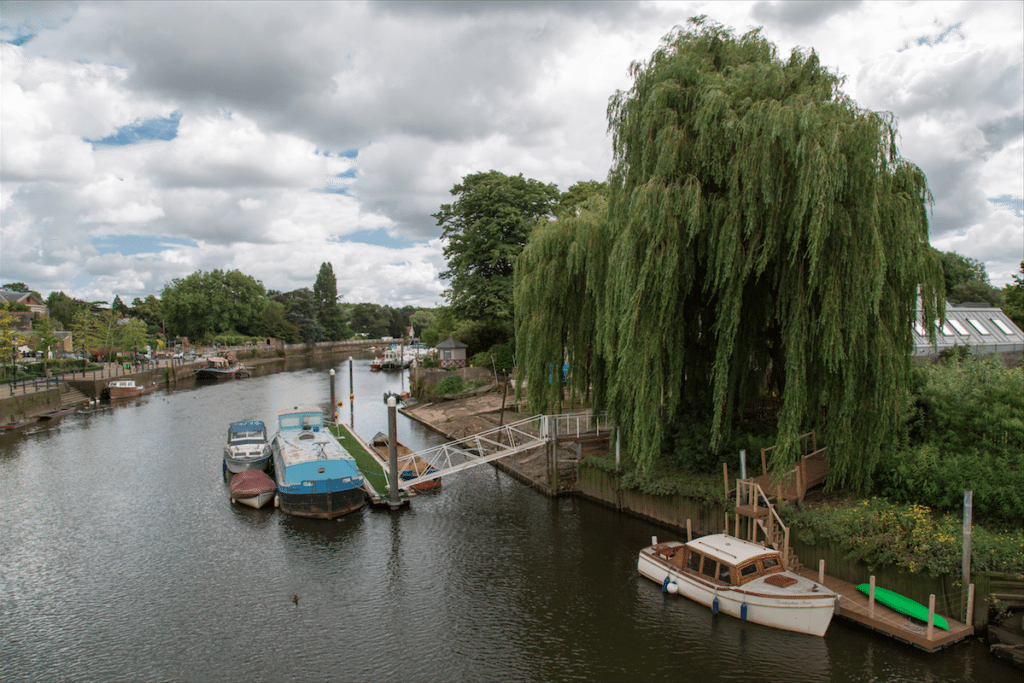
330, 424, 390, 498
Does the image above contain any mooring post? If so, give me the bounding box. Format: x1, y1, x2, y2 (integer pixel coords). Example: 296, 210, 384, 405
962, 489, 973, 622
549, 417, 559, 494
686, 518, 692, 542
329, 369, 336, 422
818, 559, 825, 584
387, 396, 401, 510
927, 594, 936, 640
615, 428, 621, 471
966, 583, 975, 628
723, 462, 729, 498
869, 576, 876, 617
739, 449, 746, 481
348, 357, 354, 427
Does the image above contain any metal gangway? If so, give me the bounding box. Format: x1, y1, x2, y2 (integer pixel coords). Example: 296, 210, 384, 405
396, 412, 610, 491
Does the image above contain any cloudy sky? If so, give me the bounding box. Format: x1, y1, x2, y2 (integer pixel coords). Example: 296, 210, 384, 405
1, 1, 1021, 309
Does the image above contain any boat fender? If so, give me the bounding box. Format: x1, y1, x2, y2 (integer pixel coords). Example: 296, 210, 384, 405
667, 582, 678, 595
274, 494, 280, 508
712, 596, 719, 614
230, 498, 235, 504
662, 575, 671, 593
740, 603, 748, 620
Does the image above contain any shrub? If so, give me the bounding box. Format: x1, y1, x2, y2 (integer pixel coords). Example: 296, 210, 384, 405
435, 373, 465, 395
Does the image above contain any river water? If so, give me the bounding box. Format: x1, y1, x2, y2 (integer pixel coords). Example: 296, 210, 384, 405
0, 356, 1016, 682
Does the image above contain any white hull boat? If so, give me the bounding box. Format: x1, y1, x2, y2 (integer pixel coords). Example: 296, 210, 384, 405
638, 533, 837, 637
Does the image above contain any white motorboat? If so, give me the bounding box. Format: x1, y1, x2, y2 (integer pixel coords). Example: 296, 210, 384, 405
223, 420, 272, 474
637, 533, 837, 636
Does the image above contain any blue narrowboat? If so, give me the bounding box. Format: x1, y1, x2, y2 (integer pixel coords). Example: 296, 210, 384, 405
270, 406, 365, 519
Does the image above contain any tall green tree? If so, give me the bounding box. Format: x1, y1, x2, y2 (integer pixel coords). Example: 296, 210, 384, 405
938, 250, 1001, 305
435, 170, 560, 323
31, 316, 61, 370
161, 270, 268, 341
131, 295, 165, 332
283, 289, 327, 342
313, 262, 350, 340
45, 292, 87, 329
1002, 262, 1024, 330
517, 18, 944, 490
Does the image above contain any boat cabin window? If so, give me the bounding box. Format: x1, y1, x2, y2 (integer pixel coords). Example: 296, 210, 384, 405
701, 558, 718, 580
761, 557, 781, 572
301, 416, 321, 431
740, 563, 758, 577
718, 564, 732, 585
687, 550, 702, 572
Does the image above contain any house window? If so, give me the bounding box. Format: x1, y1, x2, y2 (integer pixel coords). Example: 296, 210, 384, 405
967, 319, 990, 335
935, 321, 954, 336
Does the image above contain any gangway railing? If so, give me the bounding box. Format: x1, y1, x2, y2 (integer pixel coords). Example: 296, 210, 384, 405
396, 412, 608, 490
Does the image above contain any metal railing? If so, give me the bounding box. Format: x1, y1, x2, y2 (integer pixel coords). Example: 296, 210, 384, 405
396, 412, 610, 491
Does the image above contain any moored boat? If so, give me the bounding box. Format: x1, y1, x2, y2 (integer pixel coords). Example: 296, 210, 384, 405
38, 407, 76, 420
105, 379, 158, 400
0, 417, 38, 432
638, 533, 837, 636
229, 470, 277, 509
195, 356, 247, 380
856, 583, 950, 630
223, 420, 272, 473
369, 432, 441, 492
270, 406, 365, 519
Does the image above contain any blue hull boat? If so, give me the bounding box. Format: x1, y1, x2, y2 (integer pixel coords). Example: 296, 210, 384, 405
270, 406, 365, 519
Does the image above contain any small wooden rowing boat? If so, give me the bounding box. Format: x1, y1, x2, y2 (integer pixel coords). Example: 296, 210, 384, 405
370, 432, 441, 492
38, 407, 76, 420
856, 584, 949, 630
0, 417, 37, 432
229, 470, 277, 509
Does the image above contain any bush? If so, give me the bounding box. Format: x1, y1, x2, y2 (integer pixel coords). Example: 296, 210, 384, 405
435, 373, 465, 395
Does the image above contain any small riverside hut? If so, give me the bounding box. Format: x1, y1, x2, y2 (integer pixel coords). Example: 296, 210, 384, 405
436, 336, 468, 369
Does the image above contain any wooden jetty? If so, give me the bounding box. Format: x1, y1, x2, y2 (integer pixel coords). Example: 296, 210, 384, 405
795, 566, 974, 652
730, 430, 974, 652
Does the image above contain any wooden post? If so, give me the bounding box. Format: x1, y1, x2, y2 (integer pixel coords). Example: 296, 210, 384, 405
962, 489, 973, 622
723, 462, 729, 498
818, 559, 825, 584
783, 528, 790, 567
761, 447, 767, 474
750, 486, 758, 542
686, 518, 692, 542
966, 584, 975, 628
734, 510, 740, 537
869, 576, 876, 617
724, 512, 729, 535
927, 594, 936, 640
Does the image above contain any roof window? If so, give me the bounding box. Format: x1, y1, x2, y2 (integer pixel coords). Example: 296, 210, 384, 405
948, 320, 969, 335
990, 318, 1015, 335
967, 319, 990, 335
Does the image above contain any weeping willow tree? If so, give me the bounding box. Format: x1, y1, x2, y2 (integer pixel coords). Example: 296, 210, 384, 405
516, 18, 944, 491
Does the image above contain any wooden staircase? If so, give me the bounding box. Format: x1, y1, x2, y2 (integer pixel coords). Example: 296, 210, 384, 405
734, 479, 803, 572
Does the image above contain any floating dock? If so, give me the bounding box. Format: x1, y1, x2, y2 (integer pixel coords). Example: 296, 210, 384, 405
794, 567, 974, 652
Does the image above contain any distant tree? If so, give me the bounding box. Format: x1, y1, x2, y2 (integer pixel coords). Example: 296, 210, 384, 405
312, 262, 350, 340
938, 250, 1001, 305
350, 303, 391, 338
46, 292, 88, 329
0, 306, 27, 378
1, 282, 30, 292
408, 309, 435, 337
554, 180, 608, 219
161, 270, 268, 340
71, 308, 117, 359
1001, 262, 1024, 330
31, 316, 61, 370
254, 300, 302, 344
130, 295, 165, 331
517, 18, 944, 490
116, 318, 149, 357
435, 170, 560, 323
279, 289, 326, 343
111, 295, 130, 315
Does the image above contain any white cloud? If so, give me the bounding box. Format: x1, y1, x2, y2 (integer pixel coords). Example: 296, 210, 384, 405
1, 0, 1020, 304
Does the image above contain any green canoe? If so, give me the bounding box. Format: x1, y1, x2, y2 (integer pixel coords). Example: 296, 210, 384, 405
856, 583, 950, 630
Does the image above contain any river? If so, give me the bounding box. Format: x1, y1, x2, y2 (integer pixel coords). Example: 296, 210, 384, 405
0, 356, 1016, 682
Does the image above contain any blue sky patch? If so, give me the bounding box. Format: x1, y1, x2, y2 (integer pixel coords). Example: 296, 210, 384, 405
340, 229, 416, 250
93, 234, 197, 257
4, 33, 35, 46
989, 195, 1023, 218
87, 110, 181, 146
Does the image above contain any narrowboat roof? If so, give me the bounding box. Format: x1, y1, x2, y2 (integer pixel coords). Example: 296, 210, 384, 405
277, 406, 322, 417
686, 534, 780, 566
229, 420, 265, 433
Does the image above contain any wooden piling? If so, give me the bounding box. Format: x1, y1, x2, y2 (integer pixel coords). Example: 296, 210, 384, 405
927, 594, 936, 641
818, 559, 825, 584
686, 518, 692, 542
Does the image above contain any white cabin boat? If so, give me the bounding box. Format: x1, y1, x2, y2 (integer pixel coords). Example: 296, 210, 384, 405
638, 534, 837, 636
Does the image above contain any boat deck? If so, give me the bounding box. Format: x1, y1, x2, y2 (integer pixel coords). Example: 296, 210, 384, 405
794, 567, 974, 652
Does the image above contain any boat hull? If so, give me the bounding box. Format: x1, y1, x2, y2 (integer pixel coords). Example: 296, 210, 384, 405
233, 491, 275, 509
276, 486, 365, 519
638, 546, 836, 637
224, 453, 272, 473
